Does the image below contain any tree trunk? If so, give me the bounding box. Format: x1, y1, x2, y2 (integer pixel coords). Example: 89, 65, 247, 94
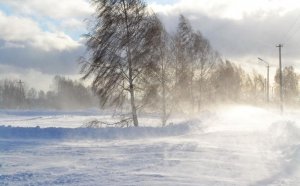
190, 77, 195, 113
128, 48, 138, 127
161, 62, 167, 127
122, 0, 139, 127
129, 83, 139, 127
128, 46, 139, 127
198, 73, 203, 112
198, 84, 202, 112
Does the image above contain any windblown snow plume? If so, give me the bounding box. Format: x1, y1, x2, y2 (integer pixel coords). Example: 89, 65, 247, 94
1, 106, 300, 186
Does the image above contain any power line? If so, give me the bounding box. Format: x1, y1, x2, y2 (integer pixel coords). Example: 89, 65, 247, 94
282, 11, 300, 44
284, 25, 300, 44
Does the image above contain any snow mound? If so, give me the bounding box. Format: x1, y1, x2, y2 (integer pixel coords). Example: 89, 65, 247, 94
0, 123, 192, 140
269, 121, 300, 147
261, 121, 300, 184
0, 109, 101, 117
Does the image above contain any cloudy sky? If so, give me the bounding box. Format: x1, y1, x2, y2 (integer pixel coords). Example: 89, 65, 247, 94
0, 0, 300, 90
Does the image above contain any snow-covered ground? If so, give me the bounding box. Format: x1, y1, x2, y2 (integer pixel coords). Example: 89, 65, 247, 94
0, 106, 300, 185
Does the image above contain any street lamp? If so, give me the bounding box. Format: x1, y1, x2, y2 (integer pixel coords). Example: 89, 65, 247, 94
258, 57, 270, 103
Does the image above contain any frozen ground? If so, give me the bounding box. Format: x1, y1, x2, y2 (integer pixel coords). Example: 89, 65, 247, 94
0, 106, 300, 185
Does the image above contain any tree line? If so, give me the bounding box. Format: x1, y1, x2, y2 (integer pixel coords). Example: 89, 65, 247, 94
2, 0, 298, 125
81, 0, 300, 127
0, 76, 97, 109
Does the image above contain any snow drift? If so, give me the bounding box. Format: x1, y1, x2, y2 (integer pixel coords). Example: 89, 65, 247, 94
0, 124, 191, 140
1, 106, 300, 186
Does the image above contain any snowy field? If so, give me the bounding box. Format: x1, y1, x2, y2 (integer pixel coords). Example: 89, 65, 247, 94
0, 106, 300, 186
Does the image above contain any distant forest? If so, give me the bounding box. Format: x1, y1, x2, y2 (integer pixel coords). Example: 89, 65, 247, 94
0, 76, 98, 110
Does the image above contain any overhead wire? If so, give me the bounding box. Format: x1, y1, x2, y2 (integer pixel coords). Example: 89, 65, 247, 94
281, 10, 300, 44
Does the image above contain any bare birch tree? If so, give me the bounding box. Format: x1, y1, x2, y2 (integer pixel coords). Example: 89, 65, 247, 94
148, 17, 174, 126
173, 15, 194, 111
192, 31, 219, 111
81, 0, 159, 127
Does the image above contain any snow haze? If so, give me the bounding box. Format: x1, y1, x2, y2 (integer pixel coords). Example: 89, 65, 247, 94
1, 105, 300, 185
1, 1, 300, 185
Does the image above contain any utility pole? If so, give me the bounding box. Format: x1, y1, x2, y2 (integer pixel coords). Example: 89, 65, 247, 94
17, 80, 24, 89
264, 78, 267, 101
276, 44, 283, 114
258, 58, 270, 103
267, 65, 269, 102
17, 80, 24, 95
16, 80, 25, 106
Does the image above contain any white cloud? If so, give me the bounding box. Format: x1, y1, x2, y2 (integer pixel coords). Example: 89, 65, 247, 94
0, 0, 93, 20
62, 18, 86, 30
0, 1, 89, 89
0, 12, 40, 41
149, 0, 300, 20
0, 0, 93, 35
0, 11, 80, 51
149, 0, 300, 58
33, 32, 80, 51
1, 42, 25, 49
0, 64, 53, 90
